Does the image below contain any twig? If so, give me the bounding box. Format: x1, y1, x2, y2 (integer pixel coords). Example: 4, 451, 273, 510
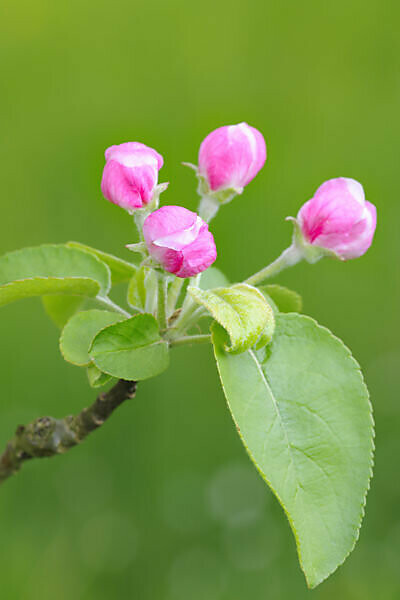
0, 379, 137, 485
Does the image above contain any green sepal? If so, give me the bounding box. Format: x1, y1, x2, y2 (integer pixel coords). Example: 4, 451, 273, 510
289, 217, 341, 264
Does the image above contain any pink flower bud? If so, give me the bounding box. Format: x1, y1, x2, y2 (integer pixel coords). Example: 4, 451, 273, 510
198, 122, 267, 192
297, 178, 377, 260
101, 142, 164, 211
143, 206, 217, 278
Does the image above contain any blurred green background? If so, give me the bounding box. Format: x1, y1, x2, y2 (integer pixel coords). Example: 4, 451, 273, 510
0, 0, 399, 597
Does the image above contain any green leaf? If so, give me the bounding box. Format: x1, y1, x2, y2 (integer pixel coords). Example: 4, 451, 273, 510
67, 241, 136, 285
200, 266, 230, 290
90, 314, 169, 381
260, 284, 303, 313
188, 283, 275, 353
0, 245, 111, 307
60, 309, 126, 366
42, 295, 84, 328
127, 266, 157, 311
212, 314, 373, 588
87, 363, 114, 388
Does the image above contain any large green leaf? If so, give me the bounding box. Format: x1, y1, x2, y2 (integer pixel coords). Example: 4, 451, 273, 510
212, 314, 373, 588
67, 241, 136, 285
90, 314, 169, 381
188, 283, 275, 353
0, 245, 111, 307
60, 309, 126, 366
260, 284, 303, 313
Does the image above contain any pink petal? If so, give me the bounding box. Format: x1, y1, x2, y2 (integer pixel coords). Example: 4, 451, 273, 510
198, 123, 266, 191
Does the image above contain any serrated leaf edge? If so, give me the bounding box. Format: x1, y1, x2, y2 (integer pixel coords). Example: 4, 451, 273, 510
89, 314, 170, 380
212, 313, 374, 588
59, 309, 127, 367
189, 283, 273, 353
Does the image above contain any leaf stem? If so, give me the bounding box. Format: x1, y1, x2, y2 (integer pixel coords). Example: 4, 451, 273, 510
95, 296, 131, 318
244, 244, 303, 286
170, 334, 211, 347
169, 303, 199, 336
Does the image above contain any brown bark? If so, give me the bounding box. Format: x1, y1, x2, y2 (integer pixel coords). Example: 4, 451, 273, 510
0, 379, 137, 485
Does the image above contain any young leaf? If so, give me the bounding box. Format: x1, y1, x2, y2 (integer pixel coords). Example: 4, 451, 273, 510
67, 241, 137, 285
87, 363, 114, 388
200, 266, 230, 290
0, 245, 111, 307
90, 314, 169, 381
212, 314, 373, 588
60, 309, 126, 366
42, 295, 84, 328
127, 266, 157, 311
260, 284, 303, 313
188, 283, 275, 353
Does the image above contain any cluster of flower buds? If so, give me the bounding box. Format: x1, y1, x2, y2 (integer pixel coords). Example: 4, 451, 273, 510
101, 124, 377, 279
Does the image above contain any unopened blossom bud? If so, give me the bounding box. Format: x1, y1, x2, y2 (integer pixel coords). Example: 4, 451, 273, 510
198, 122, 266, 193
297, 178, 377, 260
143, 206, 217, 278
101, 142, 164, 211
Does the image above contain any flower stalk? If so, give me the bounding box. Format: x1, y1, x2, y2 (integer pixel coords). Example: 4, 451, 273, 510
245, 244, 303, 286
95, 296, 132, 318
166, 277, 184, 317
157, 275, 168, 330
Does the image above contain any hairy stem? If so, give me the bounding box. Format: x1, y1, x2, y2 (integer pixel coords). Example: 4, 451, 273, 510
170, 334, 211, 347
171, 273, 202, 333
0, 379, 137, 485
133, 210, 147, 241
244, 244, 303, 286
157, 276, 168, 330
168, 303, 200, 337
166, 277, 184, 317
95, 296, 131, 318
198, 195, 220, 223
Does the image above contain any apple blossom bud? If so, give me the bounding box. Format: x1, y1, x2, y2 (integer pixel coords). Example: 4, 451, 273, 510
101, 142, 164, 211
297, 178, 377, 260
198, 122, 266, 193
143, 206, 217, 278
